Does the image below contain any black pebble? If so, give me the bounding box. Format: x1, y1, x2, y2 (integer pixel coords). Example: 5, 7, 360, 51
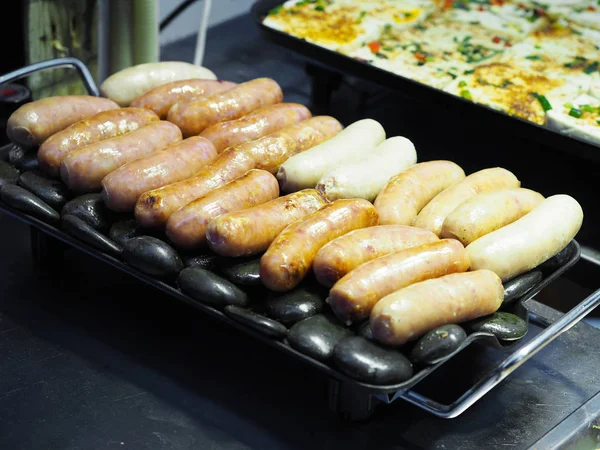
224, 305, 287, 339
109, 219, 141, 247
333, 336, 413, 385
469, 312, 528, 341
265, 283, 325, 326
61, 193, 113, 231
410, 324, 467, 365
0, 161, 19, 187
357, 321, 375, 341
0, 184, 59, 224
287, 314, 353, 362
123, 236, 184, 278
8, 145, 38, 171
18, 171, 70, 210
218, 257, 262, 287
183, 253, 219, 271
61, 215, 122, 258
0, 143, 16, 161
177, 267, 249, 309
503, 270, 543, 307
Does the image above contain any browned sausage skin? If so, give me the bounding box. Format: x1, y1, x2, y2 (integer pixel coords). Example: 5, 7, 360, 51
200, 103, 312, 153
101, 136, 217, 212
60, 121, 182, 193
130, 79, 237, 119
167, 78, 283, 137
38, 108, 159, 176
328, 239, 469, 324
8, 96, 119, 148
313, 225, 440, 288
166, 169, 280, 249
260, 199, 379, 292
206, 189, 327, 257
134, 148, 255, 228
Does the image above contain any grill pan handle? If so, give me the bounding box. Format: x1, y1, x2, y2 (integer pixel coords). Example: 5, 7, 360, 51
397, 287, 600, 418
0, 57, 99, 97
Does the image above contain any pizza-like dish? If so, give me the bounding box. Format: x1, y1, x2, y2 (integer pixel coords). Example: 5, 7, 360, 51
263, 0, 600, 145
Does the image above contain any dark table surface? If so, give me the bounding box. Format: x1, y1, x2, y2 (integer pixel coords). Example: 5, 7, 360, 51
1, 13, 600, 450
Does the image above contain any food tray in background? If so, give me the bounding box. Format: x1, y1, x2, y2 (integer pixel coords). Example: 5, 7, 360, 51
1, 57, 599, 421
251, 0, 600, 163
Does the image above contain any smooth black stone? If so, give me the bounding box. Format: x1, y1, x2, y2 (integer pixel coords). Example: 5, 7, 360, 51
503, 270, 543, 306
8, 145, 38, 171
410, 324, 467, 365
333, 336, 413, 384
219, 258, 262, 287
539, 244, 574, 272
61, 194, 113, 231
0, 184, 59, 224
177, 267, 249, 309
183, 253, 219, 271
357, 321, 375, 341
287, 314, 353, 362
109, 219, 141, 247
265, 284, 325, 326
224, 305, 288, 339
18, 171, 70, 210
0, 143, 16, 161
0, 160, 19, 187
469, 312, 528, 341
123, 236, 184, 278
61, 215, 122, 258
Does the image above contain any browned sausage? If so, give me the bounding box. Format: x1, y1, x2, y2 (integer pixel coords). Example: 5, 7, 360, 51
60, 121, 182, 193
260, 199, 379, 292
7, 95, 119, 148
206, 189, 327, 257
166, 169, 280, 249
313, 225, 440, 288
135, 148, 255, 228
101, 136, 217, 212
130, 79, 237, 119
167, 78, 283, 137
237, 116, 342, 173
199, 103, 312, 153
38, 108, 159, 176
370, 270, 503, 346
328, 239, 469, 325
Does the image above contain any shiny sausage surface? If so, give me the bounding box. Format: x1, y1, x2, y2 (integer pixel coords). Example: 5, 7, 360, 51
101, 136, 217, 212
60, 121, 181, 193
166, 169, 280, 249
206, 189, 327, 257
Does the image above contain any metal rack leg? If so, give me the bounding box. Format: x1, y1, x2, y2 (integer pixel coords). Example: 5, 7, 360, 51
30, 226, 65, 270
305, 63, 343, 114
328, 378, 378, 421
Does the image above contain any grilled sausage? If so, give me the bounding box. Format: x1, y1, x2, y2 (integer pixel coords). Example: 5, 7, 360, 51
328, 239, 469, 324
237, 116, 342, 173
374, 161, 466, 226
466, 194, 583, 281
371, 270, 503, 346
260, 199, 379, 292
200, 103, 312, 153
60, 121, 182, 193
206, 189, 327, 257
135, 148, 255, 228
316, 136, 417, 201
130, 79, 237, 118
414, 167, 520, 236
101, 136, 217, 212
313, 225, 439, 288
166, 169, 280, 249
38, 108, 159, 176
277, 119, 386, 193
167, 78, 283, 137
7, 95, 118, 148
440, 188, 545, 246
100, 61, 217, 106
